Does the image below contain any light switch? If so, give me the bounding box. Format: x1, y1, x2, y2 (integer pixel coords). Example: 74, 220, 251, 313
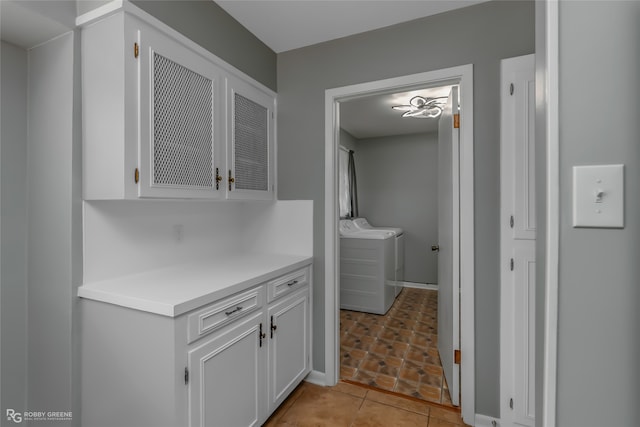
573, 164, 624, 228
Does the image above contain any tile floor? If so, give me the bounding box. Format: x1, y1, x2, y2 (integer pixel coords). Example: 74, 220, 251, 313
263, 381, 468, 427
340, 288, 454, 406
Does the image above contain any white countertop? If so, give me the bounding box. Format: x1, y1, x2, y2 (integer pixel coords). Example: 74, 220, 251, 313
78, 253, 312, 317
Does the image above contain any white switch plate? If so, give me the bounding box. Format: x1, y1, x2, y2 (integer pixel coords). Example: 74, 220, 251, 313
573, 164, 624, 228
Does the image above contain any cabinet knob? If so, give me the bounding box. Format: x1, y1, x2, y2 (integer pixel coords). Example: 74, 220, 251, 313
270, 315, 277, 338
228, 170, 235, 191
215, 168, 223, 190
431, 245, 440, 252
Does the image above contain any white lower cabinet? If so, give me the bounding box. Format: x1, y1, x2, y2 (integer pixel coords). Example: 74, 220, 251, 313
188, 312, 265, 427
268, 289, 310, 412
80, 264, 311, 427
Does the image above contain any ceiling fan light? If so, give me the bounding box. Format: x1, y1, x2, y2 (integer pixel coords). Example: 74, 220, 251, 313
409, 96, 427, 108
392, 95, 445, 119
426, 106, 443, 118
402, 110, 426, 118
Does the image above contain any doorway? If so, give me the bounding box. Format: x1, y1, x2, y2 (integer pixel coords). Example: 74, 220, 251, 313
324, 64, 476, 423
337, 85, 452, 405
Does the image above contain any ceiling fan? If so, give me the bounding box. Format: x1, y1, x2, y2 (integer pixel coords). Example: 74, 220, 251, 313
391, 95, 447, 119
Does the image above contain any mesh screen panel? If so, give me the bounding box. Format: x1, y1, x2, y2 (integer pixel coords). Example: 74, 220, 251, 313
234, 93, 268, 191
153, 53, 213, 188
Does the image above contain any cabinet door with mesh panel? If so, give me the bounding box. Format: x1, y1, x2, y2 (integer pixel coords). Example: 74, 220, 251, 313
226, 75, 275, 200
138, 21, 223, 199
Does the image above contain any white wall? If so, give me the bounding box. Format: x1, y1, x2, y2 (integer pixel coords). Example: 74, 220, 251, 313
356, 132, 438, 284
1, 40, 28, 420
83, 201, 313, 284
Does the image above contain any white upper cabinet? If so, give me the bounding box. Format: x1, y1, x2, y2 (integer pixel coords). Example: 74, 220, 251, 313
80, 8, 276, 200
138, 20, 222, 199
227, 75, 275, 200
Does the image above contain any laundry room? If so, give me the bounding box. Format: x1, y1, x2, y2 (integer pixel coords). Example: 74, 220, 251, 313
337, 84, 458, 405
339, 87, 452, 288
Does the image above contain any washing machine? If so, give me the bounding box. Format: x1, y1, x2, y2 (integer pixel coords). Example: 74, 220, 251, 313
339, 220, 396, 314
351, 218, 405, 296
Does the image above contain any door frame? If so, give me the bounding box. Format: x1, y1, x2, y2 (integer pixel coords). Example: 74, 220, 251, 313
323, 64, 475, 423
542, 1, 560, 426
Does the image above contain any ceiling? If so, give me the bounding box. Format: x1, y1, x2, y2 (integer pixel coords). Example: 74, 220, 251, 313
1, 0, 475, 139
340, 86, 454, 139
215, 0, 476, 139
215, 0, 488, 54
0, 0, 76, 50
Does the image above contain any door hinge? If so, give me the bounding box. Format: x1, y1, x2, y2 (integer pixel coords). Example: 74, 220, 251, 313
510, 83, 514, 96
510, 258, 514, 271
134, 42, 139, 59
134, 167, 139, 184
184, 367, 189, 385
454, 349, 461, 365
453, 113, 460, 129
509, 397, 514, 410
510, 215, 514, 228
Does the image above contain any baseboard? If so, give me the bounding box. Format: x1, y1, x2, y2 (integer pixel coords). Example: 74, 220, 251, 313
474, 413, 500, 427
304, 370, 327, 386
400, 281, 438, 291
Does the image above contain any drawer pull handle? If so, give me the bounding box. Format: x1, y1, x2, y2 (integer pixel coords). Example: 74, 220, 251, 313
287, 280, 298, 287
225, 306, 243, 316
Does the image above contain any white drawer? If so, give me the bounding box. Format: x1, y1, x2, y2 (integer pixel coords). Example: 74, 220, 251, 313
187, 286, 264, 344
267, 267, 309, 302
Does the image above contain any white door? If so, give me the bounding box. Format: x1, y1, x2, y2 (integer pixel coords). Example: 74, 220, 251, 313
188, 312, 266, 427
500, 54, 536, 427
268, 289, 310, 412
138, 19, 223, 199
437, 86, 460, 407
226, 74, 275, 200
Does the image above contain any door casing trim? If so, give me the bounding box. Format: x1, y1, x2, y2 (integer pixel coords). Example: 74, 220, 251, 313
323, 64, 475, 423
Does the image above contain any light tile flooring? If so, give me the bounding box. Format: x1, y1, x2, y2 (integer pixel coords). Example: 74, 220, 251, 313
340, 288, 454, 406
263, 381, 467, 427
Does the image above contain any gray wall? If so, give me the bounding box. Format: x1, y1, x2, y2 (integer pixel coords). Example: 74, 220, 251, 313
555, 2, 640, 426
277, 0, 534, 417
131, 0, 277, 91
356, 133, 438, 284
26, 31, 82, 425
339, 129, 358, 152
1, 41, 28, 420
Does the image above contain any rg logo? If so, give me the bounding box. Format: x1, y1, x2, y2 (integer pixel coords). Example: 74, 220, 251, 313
6, 409, 22, 423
